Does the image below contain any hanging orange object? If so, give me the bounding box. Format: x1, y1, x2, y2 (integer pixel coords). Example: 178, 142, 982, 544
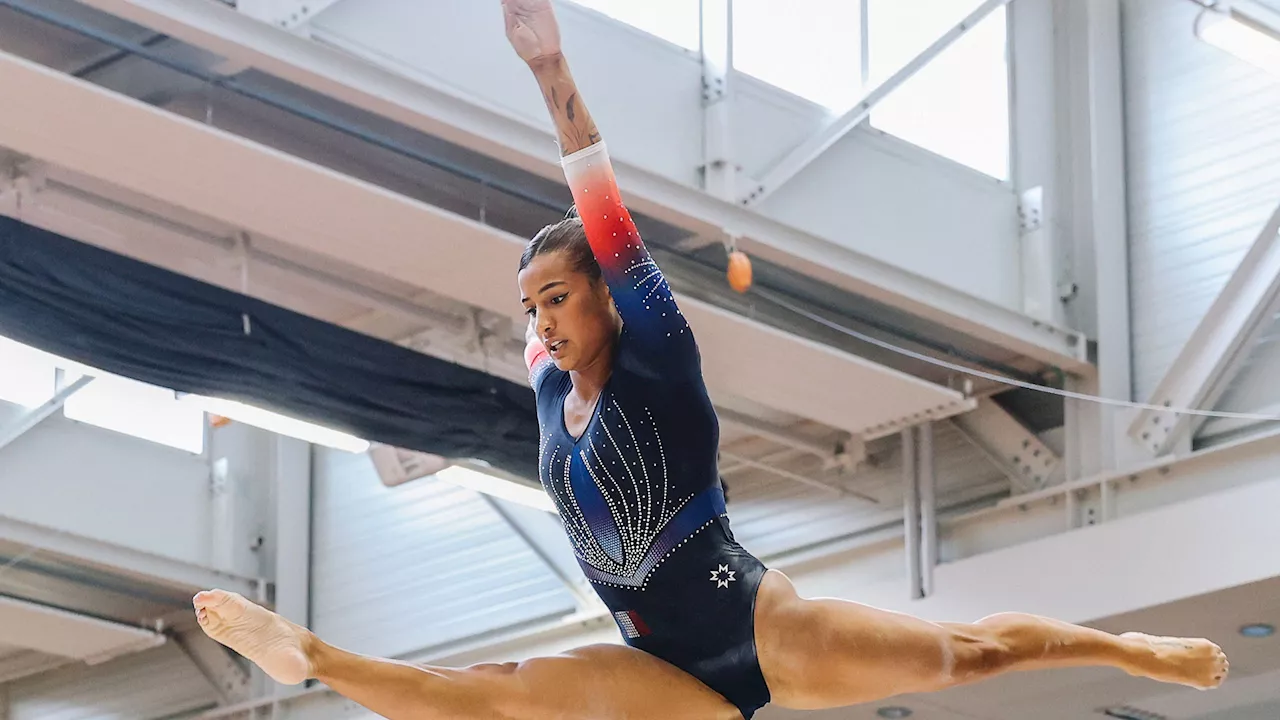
726, 249, 753, 293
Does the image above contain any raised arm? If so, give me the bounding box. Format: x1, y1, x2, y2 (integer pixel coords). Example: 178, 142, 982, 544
502, 0, 598, 156
504, 0, 698, 376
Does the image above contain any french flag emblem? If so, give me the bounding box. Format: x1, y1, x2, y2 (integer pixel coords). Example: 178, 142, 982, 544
613, 610, 651, 639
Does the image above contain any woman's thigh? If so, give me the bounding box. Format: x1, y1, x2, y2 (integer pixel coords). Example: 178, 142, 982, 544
753, 570, 967, 710
496, 643, 744, 720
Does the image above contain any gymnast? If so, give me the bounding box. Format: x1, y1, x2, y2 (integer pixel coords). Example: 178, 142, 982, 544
191, 2, 1228, 717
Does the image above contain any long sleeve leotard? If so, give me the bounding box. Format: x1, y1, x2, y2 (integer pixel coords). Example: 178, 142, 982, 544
525, 143, 771, 718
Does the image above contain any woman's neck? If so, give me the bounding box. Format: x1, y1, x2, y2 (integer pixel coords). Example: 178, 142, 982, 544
569, 338, 616, 401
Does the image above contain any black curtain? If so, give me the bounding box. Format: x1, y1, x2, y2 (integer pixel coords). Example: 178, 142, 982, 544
0, 217, 539, 477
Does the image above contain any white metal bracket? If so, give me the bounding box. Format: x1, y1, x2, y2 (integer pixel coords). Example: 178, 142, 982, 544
951, 398, 1063, 492
1128, 200, 1280, 455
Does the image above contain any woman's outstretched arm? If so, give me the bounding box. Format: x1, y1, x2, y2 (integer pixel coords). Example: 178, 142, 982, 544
503, 0, 599, 156
505, 0, 698, 374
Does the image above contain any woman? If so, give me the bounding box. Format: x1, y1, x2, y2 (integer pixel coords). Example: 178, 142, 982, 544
192, 2, 1228, 718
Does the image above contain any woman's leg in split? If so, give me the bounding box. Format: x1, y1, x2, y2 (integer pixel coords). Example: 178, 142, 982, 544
753, 571, 1228, 711
193, 590, 742, 720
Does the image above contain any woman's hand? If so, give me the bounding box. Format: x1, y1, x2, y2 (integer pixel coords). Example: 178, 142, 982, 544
503, 0, 563, 67
526, 314, 539, 344
504, 0, 599, 155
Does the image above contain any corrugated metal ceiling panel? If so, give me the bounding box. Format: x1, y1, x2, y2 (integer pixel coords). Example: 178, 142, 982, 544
310, 450, 577, 659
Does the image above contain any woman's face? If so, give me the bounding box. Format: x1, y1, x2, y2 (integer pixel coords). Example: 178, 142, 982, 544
519, 250, 618, 373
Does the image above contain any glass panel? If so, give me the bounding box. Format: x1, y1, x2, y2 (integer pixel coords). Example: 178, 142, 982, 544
868, 0, 984, 82
0, 336, 57, 408
733, 0, 863, 109
64, 374, 206, 454
567, 0, 701, 51
868, 1, 1010, 179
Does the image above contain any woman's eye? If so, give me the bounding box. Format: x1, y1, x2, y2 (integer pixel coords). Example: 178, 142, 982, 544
551, 294, 568, 305
525, 307, 537, 316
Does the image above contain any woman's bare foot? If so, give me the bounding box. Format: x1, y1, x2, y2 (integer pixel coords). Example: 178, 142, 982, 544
1120, 632, 1229, 690
194, 589, 313, 686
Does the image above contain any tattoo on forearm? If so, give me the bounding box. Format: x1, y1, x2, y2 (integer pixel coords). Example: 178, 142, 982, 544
533, 62, 601, 156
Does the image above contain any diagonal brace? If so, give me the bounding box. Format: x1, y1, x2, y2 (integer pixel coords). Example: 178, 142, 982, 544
0, 376, 94, 452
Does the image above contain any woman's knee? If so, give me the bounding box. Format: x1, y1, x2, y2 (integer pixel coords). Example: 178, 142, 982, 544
944, 623, 1016, 682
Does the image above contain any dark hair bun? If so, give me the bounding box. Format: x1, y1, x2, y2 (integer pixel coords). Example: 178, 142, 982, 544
563, 205, 581, 220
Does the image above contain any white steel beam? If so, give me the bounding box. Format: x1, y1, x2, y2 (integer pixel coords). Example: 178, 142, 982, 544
699, 0, 736, 200
714, 405, 854, 461
902, 427, 922, 599
740, 0, 1017, 207
0, 594, 165, 663
0, 376, 93, 453
918, 423, 937, 598
1067, 0, 1134, 477
717, 450, 879, 502
69, 0, 1089, 372
951, 397, 1062, 492
1129, 201, 1280, 456
271, 436, 311, 628
0, 514, 261, 598
235, 0, 343, 32
0, 47, 972, 440
902, 422, 937, 600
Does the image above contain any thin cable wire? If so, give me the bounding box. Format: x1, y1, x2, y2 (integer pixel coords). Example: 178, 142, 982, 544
758, 288, 1280, 422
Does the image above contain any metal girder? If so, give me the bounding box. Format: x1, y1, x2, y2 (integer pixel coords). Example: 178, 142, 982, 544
1063, 0, 1133, 476
918, 424, 937, 598
717, 450, 878, 503
951, 398, 1062, 492
271, 436, 311, 629
902, 427, 921, 599
901, 423, 936, 600
0, 593, 166, 663
1129, 201, 1280, 456
714, 405, 857, 463
0, 376, 94, 453
70, 0, 1089, 372
235, 0, 342, 32
0, 515, 261, 598
739, 0, 1018, 207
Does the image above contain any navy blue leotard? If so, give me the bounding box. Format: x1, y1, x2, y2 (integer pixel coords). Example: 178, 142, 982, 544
524, 143, 771, 719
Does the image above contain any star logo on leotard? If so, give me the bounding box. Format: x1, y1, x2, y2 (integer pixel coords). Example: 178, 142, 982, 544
709, 564, 736, 589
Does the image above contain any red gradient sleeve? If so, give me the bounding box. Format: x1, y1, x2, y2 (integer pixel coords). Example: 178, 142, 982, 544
561, 143, 699, 374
